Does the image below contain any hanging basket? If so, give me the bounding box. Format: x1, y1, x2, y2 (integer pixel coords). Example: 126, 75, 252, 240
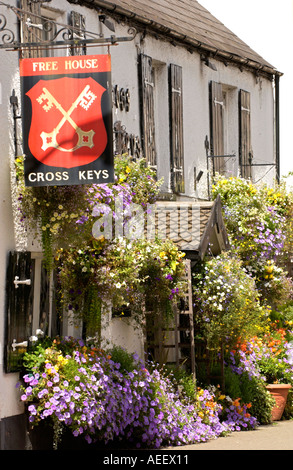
266, 384, 292, 421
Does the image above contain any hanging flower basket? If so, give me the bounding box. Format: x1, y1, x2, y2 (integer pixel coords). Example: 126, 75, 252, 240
266, 384, 292, 421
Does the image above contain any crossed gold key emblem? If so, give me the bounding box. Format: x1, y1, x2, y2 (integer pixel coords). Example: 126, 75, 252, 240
37, 85, 97, 152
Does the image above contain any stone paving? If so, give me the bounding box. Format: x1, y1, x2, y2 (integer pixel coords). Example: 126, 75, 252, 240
166, 420, 293, 450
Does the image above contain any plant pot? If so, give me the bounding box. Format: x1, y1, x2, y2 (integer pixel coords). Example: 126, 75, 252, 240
266, 384, 292, 421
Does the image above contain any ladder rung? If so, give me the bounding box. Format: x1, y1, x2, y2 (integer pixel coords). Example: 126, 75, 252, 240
156, 343, 191, 348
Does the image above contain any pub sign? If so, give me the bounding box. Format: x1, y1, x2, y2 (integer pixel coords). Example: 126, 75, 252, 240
20, 55, 114, 186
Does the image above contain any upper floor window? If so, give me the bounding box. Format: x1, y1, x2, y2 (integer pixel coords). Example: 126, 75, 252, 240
209, 81, 252, 178
19, 1, 86, 58
138, 54, 185, 193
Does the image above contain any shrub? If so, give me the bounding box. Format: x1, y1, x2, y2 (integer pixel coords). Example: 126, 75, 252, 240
211, 175, 293, 308
224, 368, 275, 425
193, 253, 268, 352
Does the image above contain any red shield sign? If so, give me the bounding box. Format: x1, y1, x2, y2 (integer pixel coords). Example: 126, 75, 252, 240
26, 76, 108, 169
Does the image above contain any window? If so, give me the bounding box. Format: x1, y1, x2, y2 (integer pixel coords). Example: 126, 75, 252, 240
4, 252, 60, 373
210, 81, 240, 177
19, 1, 86, 58
139, 55, 185, 192
169, 64, 184, 193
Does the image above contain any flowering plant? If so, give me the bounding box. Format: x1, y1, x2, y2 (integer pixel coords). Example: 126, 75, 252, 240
15, 155, 162, 271
211, 175, 293, 307
19, 336, 257, 449
212, 176, 287, 264
56, 238, 187, 334
193, 253, 268, 351
229, 328, 293, 385
210, 388, 257, 431
16, 154, 182, 334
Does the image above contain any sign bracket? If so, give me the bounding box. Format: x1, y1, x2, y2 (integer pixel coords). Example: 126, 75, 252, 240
0, 1, 136, 51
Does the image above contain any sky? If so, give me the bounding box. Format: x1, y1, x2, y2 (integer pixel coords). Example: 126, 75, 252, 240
199, 0, 293, 187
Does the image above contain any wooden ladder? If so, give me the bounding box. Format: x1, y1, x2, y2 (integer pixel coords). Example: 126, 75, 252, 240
146, 259, 196, 380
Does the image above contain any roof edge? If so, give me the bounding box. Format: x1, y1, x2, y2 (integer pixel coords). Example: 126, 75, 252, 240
71, 0, 283, 78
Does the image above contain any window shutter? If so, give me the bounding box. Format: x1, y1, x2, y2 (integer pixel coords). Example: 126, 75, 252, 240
20, 0, 42, 58
209, 81, 225, 174
239, 89, 252, 179
39, 261, 50, 336
69, 11, 86, 56
169, 64, 184, 193
138, 54, 156, 169
4, 252, 34, 373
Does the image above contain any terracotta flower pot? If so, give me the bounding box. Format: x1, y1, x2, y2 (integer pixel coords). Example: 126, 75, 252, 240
266, 384, 292, 421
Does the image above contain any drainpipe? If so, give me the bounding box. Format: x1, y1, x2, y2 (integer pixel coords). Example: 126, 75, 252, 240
275, 74, 280, 183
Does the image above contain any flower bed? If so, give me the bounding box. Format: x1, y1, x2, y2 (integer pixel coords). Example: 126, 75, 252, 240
192, 175, 293, 426
19, 337, 257, 449
193, 253, 268, 352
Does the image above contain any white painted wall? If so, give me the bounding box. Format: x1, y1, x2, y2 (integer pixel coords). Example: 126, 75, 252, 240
108, 19, 276, 197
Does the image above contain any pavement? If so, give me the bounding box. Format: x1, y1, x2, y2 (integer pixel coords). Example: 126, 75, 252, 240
166, 419, 293, 451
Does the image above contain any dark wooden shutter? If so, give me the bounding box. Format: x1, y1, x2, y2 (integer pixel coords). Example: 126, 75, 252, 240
239, 89, 252, 179
39, 261, 50, 336
209, 81, 225, 174
169, 64, 184, 193
4, 252, 34, 373
139, 54, 156, 169
20, 0, 42, 58
69, 11, 86, 56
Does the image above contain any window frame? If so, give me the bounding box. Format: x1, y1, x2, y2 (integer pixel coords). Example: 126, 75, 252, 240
4, 251, 59, 373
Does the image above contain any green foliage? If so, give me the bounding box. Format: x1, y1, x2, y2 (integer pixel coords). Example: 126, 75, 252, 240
224, 368, 275, 425
57, 237, 187, 336
165, 366, 197, 402
114, 155, 163, 206
107, 345, 137, 373
284, 389, 293, 419
211, 175, 293, 308
258, 354, 293, 385
22, 337, 53, 373
193, 252, 268, 351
